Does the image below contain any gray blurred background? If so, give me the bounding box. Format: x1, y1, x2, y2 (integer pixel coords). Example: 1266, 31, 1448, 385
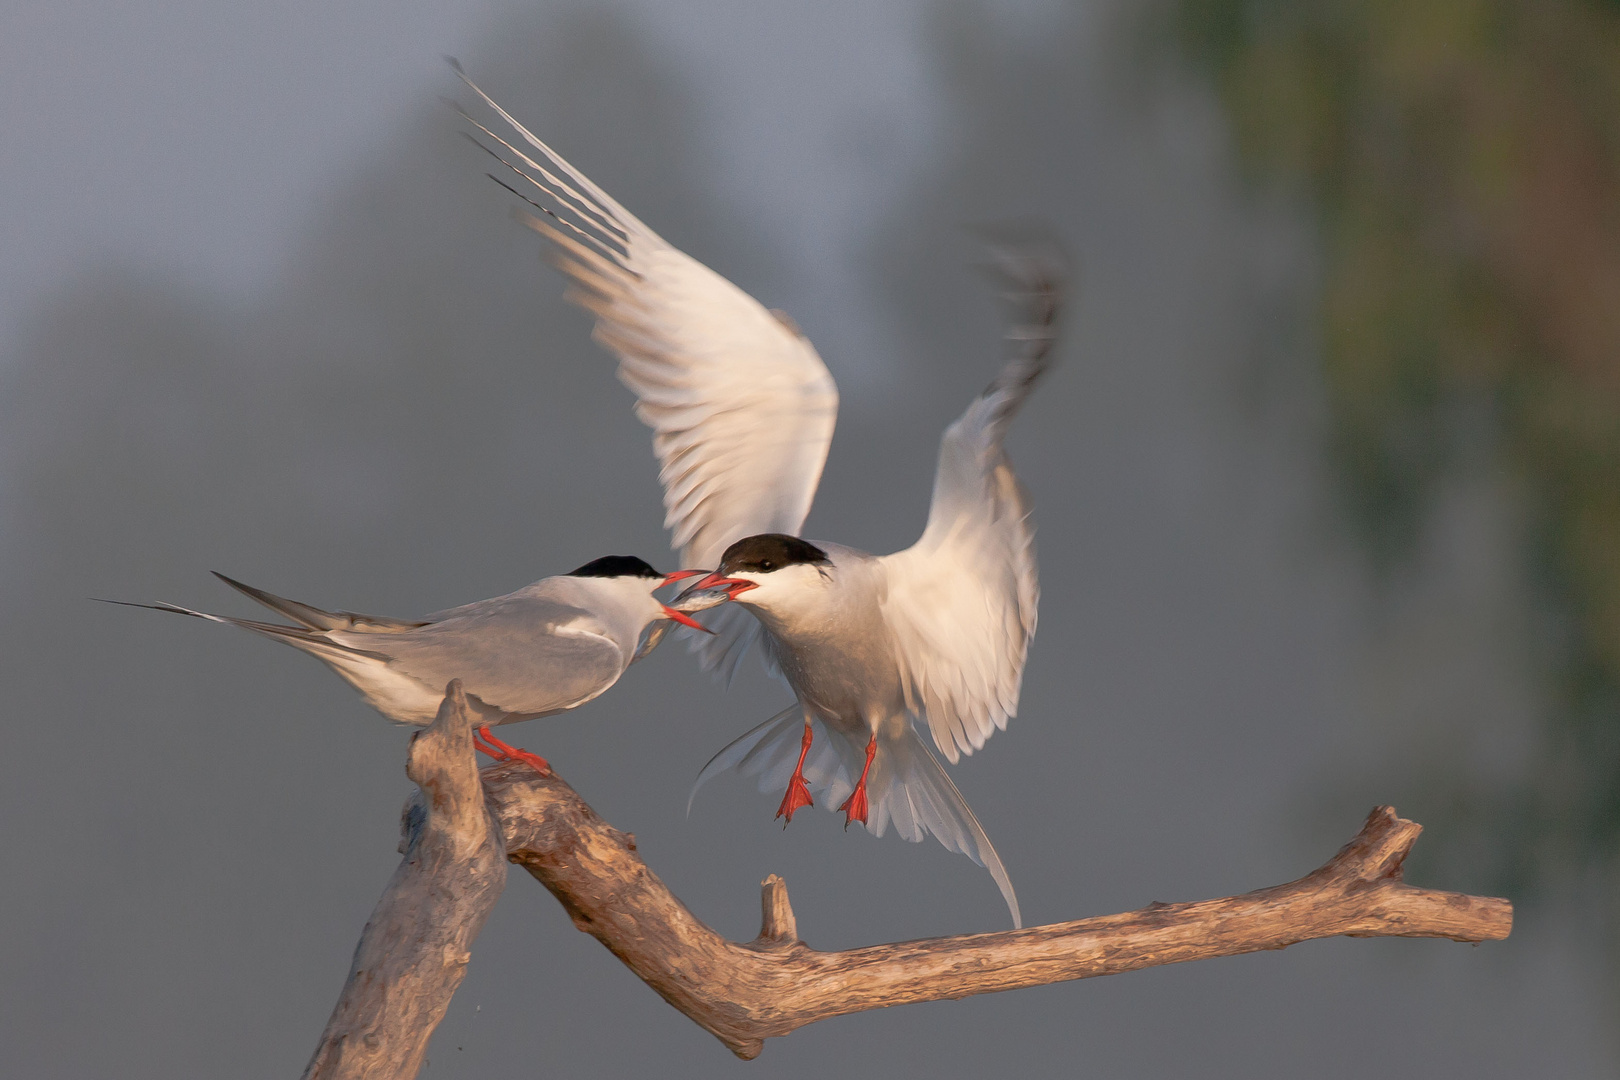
1, 0, 1612, 1076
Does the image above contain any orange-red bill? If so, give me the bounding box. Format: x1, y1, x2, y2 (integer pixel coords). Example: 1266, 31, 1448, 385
661, 569, 706, 588
689, 572, 758, 597
661, 604, 716, 633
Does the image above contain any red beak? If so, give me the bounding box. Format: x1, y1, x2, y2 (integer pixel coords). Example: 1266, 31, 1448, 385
661, 569, 705, 588
690, 572, 759, 598
660, 604, 717, 634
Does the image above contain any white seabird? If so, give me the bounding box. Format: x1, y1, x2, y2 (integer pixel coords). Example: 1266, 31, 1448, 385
458, 66, 1061, 926
109, 557, 714, 771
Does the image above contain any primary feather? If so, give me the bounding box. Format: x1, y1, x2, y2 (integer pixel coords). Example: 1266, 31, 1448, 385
455, 64, 837, 679
111, 570, 677, 728
879, 247, 1060, 761
458, 67, 1065, 928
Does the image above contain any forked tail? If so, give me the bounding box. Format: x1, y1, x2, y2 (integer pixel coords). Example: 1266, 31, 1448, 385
689, 710, 1021, 928
688, 705, 855, 817
865, 725, 1021, 928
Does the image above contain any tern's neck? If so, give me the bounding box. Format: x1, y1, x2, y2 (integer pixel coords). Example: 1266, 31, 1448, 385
741, 569, 863, 643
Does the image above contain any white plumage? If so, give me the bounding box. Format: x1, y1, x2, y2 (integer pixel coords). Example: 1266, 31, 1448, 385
110, 559, 719, 768
456, 71, 838, 564
881, 329, 1045, 764
460, 66, 1061, 927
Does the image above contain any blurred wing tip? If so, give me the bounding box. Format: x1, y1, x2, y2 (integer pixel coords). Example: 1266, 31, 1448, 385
964, 223, 1070, 274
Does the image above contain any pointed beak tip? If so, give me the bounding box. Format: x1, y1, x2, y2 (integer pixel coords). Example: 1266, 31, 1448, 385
691, 574, 758, 599
660, 604, 717, 634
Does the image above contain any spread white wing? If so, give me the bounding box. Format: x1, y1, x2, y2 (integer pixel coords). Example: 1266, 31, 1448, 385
878, 247, 1063, 763
456, 67, 838, 678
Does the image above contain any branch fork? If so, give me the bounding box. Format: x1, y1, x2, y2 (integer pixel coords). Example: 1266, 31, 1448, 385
303, 686, 1512, 1072
482, 763, 1511, 1059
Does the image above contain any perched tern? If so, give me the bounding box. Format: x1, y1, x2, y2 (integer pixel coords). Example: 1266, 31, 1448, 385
108, 557, 716, 770
457, 66, 1060, 927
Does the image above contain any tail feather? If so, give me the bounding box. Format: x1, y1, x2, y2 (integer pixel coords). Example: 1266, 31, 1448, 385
210, 572, 425, 633
209, 571, 343, 629
866, 725, 1021, 928
687, 704, 798, 817
687, 705, 855, 817
96, 597, 388, 662
95, 598, 220, 620
687, 704, 1020, 928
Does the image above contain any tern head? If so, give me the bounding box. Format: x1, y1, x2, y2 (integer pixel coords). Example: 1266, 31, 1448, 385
676, 534, 832, 616
568, 555, 713, 632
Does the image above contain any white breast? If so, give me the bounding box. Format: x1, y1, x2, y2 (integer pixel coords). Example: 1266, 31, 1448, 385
747, 548, 907, 735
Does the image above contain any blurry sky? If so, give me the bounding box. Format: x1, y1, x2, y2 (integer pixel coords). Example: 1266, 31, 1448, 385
0, 0, 1610, 1077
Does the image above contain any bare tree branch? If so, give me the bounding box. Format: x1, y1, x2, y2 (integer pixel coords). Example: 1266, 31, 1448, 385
303, 683, 507, 1080
297, 710, 1513, 1075
482, 762, 1512, 1060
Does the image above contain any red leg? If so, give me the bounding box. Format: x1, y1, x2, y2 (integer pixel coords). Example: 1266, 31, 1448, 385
472, 725, 509, 762
838, 735, 878, 829
775, 720, 816, 824
474, 725, 550, 774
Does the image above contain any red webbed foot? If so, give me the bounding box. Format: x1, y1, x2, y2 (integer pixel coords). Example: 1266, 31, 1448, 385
474, 725, 550, 774
776, 774, 814, 824
775, 718, 817, 826
839, 734, 878, 829
837, 783, 869, 828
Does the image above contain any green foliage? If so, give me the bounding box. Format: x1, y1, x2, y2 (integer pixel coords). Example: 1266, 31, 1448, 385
1167, 0, 1620, 895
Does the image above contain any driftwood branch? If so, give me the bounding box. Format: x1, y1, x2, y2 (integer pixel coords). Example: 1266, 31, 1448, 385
303, 682, 507, 1080
482, 763, 1512, 1060
299, 706, 1511, 1074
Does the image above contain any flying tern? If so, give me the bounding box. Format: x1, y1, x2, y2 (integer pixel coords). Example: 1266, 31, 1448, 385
109, 557, 716, 770
457, 66, 1061, 927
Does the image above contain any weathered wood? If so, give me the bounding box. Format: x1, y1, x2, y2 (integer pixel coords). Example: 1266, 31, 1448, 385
752, 875, 797, 948
303, 682, 508, 1080
482, 763, 1512, 1060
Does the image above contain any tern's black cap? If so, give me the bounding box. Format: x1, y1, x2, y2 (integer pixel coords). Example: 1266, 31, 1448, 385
569, 555, 663, 579
717, 534, 830, 574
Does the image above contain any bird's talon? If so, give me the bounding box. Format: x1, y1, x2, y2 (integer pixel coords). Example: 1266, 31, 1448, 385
774, 774, 814, 823
837, 735, 876, 828
837, 788, 869, 828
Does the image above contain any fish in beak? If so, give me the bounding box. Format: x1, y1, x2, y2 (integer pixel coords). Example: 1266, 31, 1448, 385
651, 569, 716, 628
659, 570, 732, 632
675, 572, 759, 604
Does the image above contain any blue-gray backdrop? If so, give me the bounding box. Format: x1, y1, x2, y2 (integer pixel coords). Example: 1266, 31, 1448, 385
0, 1, 1605, 1076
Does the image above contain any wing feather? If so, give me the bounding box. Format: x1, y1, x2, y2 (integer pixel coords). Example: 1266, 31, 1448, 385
455, 68, 838, 576
878, 245, 1064, 762
456, 67, 838, 676
351, 593, 627, 719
